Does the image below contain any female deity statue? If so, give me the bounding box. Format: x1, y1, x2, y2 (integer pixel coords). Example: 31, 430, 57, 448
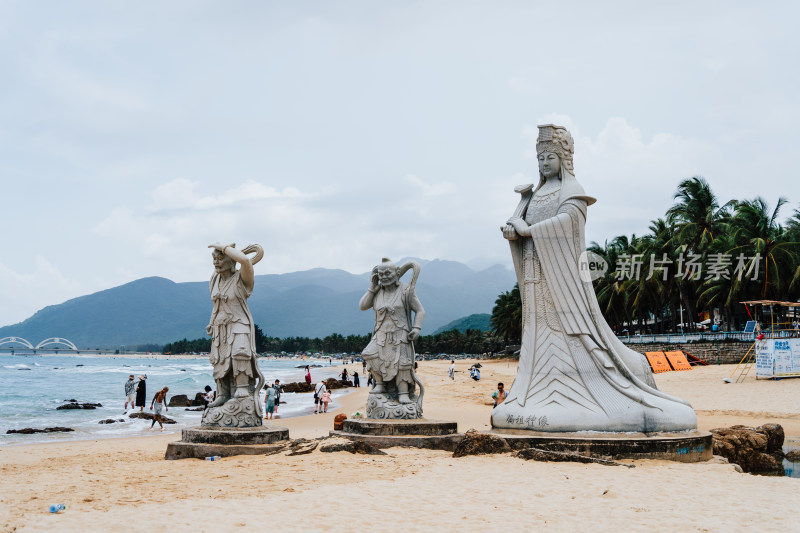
360, 258, 426, 419
201, 242, 266, 427
494, 125, 697, 432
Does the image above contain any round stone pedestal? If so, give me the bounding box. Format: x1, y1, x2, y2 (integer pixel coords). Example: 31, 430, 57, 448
490, 429, 713, 463
331, 418, 462, 451
165, 425, 290, 460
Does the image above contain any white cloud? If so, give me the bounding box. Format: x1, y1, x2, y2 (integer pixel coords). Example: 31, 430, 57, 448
0, 258, 85, 326
403, 174, 455, 197
149, 178, 305, 212
1, 2, 798, 326
522, 116, 715, 243
87, 173, 513, 286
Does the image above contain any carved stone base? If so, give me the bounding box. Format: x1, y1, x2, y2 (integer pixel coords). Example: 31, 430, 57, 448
489, 428, 713, 463
165, 425, 290, 460
331, 418, 461, 451
366, 391, 422, 419
201, 397, 261, 428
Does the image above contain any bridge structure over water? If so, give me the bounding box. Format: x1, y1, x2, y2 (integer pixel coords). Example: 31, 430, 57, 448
0, 336, 95, 354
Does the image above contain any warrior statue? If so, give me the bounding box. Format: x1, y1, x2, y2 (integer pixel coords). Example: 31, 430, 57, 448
494, 124, 697, 432
201, 242, 266, 428
360, 258, 426, 419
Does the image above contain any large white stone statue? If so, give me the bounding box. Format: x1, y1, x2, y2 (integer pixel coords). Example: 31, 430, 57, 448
201, 242, 266, 428
494, 124, 697, 432
360, 258, 426, 419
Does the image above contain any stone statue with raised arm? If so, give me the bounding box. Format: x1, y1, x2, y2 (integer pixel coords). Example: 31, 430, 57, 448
201, 242, 266, 428
493, 124, 697, 433
360, 258, 426, 419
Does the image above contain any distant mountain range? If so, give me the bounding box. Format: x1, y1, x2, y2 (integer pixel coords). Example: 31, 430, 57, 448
0, 259, 514, 349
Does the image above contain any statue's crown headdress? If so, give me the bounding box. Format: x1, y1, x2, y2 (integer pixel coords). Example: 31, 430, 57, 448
536, 124, 574, 174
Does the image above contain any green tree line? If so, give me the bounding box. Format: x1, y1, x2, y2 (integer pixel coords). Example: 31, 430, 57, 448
163, 325, 506, 355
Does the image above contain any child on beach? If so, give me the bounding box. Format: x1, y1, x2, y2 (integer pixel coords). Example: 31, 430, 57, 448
202, 385, 214, 409
149, 386, 169, 430
320, 389, 331, 413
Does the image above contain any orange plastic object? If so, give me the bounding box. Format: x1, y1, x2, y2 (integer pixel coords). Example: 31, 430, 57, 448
665, 351, 693, 371
645, 352, 672, 373
334, 413, 347, 431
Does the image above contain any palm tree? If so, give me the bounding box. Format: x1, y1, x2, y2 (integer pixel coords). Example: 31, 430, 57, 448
666, 177, 730, 251
589, 236, 637, 331
696, 231, 745, 330
491, 284, 522, 343
665, 177, 732, 330
727, 197, 797, 300
787, 208, 800, 296
631, 218, 682, 333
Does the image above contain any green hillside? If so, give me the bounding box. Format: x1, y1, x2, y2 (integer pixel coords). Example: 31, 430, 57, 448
433, 313, 492, 334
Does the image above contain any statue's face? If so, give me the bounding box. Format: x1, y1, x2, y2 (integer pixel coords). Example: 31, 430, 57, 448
376, 266, 399, 286
212, 251, 234, 274
538, 151, 561, 179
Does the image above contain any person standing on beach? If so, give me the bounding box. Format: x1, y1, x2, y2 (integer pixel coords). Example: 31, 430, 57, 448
124, 375, 136, 411
341, 368, 349, 382
362, 359, 366, 374
353, 371, 360, 388
149, 386, 169, 430
264, 384, 276, 420
448, 361, 455, 380
273, 380, 282, 417
135, 375, 147, 412
304, 366, 312, 385
314, 380, 327, 414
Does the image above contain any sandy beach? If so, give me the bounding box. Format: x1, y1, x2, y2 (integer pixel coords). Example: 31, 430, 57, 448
2, 360, 799, 532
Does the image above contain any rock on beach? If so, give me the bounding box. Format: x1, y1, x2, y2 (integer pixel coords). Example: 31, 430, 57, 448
129, 412, 177, 424
7, 427, 75, 434
281, 382, 314, 393
452, 429, 511, 457
711, 424, 785, 474
57, 402, 102, 410
168, 393, 207, 407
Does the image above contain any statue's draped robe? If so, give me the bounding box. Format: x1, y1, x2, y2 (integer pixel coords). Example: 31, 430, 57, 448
362, 282, 422, 390
209, 270, 265, 417
494, 173, 697, 432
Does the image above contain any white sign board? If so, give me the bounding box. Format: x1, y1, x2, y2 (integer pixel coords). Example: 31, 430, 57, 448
756, 338, 800, 378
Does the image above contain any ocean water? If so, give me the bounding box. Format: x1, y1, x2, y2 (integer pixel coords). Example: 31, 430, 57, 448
0, 354, 345, 446
782, 438, 799, 478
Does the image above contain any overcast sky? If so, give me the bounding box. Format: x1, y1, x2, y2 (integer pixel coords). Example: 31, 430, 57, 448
1, 1, 798, 327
